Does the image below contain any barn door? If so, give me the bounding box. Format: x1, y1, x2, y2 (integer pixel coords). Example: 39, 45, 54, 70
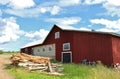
62, 52, 72, 63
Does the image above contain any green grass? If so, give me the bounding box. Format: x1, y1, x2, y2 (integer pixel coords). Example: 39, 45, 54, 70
5, 64, 120, 79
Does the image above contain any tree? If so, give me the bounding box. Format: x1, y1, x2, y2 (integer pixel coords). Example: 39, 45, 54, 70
0, 50, 4, 54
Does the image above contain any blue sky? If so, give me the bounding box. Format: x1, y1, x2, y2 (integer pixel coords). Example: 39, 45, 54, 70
0, 0, 120, 51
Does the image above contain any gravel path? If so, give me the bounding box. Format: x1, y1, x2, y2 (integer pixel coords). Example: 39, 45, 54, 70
0, 54, 15, 79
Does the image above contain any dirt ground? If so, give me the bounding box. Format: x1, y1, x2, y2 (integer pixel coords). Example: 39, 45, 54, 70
0, 54, 15, 79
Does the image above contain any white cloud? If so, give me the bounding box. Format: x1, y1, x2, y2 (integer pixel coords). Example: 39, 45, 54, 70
0, 0, 9, 5
0, 10, 2, 16
5, 5, 61, 17
25, 29, 49, 41
97, 28, 119, 32
0, 17, 24, 44
57, 24, 78, 30
83, 0, 120, 17
105, 0, 120, 6
51, 6, 61, 15
83, 0, 106, 5
5, 8, 40, 17
40, 8, 47, 13
3, 0, 81, 17
0, 0, 35, 9
47, 17, 81, 25
91, 19, 120, 29
1, 0, 37, 17
8, 0, 35, 9
54, 24, 91, 31
59, 0, 81, 7
90, 18, 120, 32
79, 27, 91, 31
46, 17, 81, 30
103, 0, 120, 17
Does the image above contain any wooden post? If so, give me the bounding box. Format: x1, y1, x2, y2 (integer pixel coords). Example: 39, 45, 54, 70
47, 62, 53, 73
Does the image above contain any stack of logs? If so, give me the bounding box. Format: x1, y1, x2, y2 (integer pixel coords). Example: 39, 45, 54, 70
11, 53, 63, 74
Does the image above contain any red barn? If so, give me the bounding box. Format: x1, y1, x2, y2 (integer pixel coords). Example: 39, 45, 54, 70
21, 25, 120, 66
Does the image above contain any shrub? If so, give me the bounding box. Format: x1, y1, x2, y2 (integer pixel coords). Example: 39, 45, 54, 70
0, 50, 4, 54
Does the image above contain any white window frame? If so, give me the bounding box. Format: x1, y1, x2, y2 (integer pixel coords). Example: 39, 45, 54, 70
63, 43, 70, 51
55, 31, 60, 39
61, 51, 72, 63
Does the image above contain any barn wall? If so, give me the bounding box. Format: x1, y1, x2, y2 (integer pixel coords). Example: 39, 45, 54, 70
73, 32, 113, 66
20, 25, 117, 66
44, 26, 74, 62
32, 44, 55, 58
20, 47, 32, 55
20, 48, 25, 53
112, 36, 120, 65
44, 26, 62, 61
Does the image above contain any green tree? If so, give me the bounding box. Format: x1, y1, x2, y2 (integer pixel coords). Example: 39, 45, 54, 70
0, 50, 4, 54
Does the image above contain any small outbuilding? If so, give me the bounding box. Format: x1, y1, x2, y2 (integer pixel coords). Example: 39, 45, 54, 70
21, 25, 120, 66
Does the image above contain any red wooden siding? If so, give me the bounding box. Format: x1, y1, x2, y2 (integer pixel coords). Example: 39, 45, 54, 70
112, 36, 120, 65
73, 32, 113, 66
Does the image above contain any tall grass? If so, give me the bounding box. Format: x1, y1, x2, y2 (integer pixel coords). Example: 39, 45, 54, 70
6, 64, 120, 79
89, 65, 120, 79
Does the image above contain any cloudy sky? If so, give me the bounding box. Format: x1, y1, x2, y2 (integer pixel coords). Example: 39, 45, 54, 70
0, 0, 120, 51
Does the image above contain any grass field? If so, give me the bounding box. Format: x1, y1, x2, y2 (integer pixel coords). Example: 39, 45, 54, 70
6, 63, 120, 79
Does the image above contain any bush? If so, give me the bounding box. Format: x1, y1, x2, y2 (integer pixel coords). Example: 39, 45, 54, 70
50, 59, 59, 63
0, 50, 4, 54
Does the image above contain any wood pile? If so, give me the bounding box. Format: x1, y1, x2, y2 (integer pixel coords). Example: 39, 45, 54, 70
11, 53, 64, 75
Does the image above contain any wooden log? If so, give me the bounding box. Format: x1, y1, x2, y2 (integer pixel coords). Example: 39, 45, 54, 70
51, 63, 62, 67
47, 62, 53, 73
11, 53, 50, 65
27, 64, 46, 68
18, 63, 29, 67
19, 59, 29, 62
28, 66, 48, 71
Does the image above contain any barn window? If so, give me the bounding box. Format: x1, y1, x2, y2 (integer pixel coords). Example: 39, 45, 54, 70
37, 49, 40, 52
48, 47, 52, 52
63, 43, 70, 51
55, 32, 60, 39
32, 48, 34, 55
43, 48, 45, 52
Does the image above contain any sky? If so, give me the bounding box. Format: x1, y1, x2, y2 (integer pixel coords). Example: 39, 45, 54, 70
0, 0, 120, 51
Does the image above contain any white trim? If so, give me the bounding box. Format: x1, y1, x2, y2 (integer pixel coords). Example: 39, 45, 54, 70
63, 43, 70, 51
61, 51, 72, 63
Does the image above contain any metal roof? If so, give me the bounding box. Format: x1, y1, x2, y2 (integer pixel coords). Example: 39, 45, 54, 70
56, 24, 120, 37
21, 38, 45, 48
